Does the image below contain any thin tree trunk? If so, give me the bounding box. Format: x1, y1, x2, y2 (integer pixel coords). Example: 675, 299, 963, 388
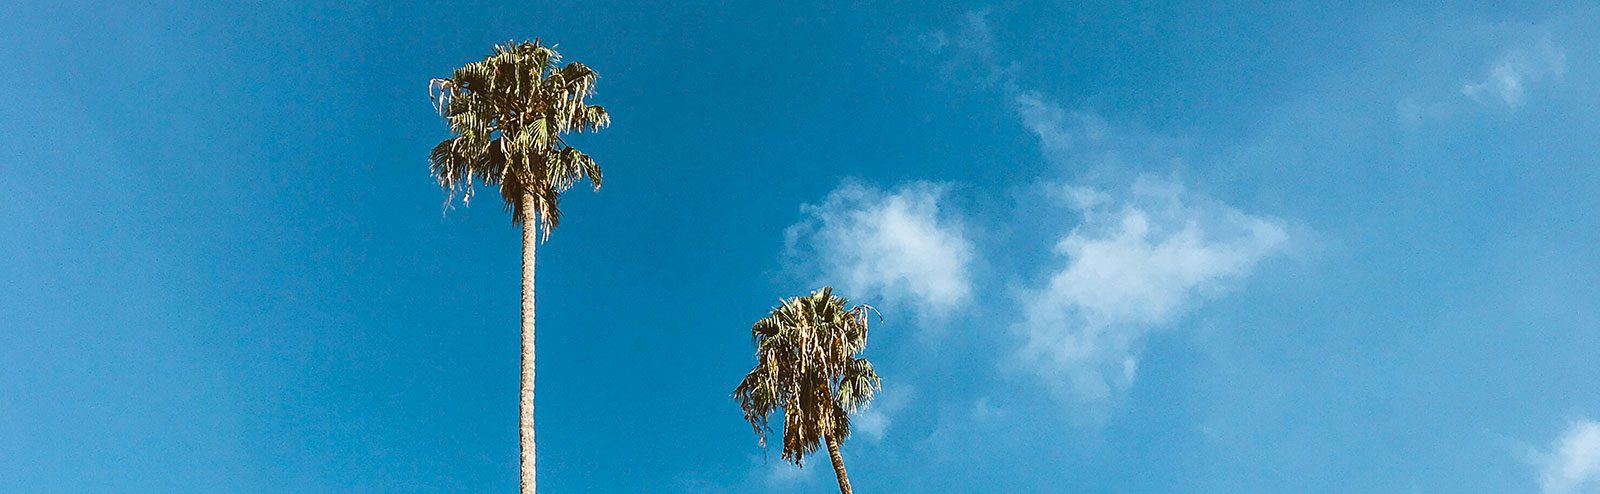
825, 431, 853, 494
519, 202, 538, 494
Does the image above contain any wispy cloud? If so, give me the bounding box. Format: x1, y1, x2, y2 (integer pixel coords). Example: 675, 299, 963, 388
925, 8, 1015, 90
784, 180, 975, 321
761, 458, 819, 489
1014, 90, 1109, 156
1395, 23, 1567, 128
1460, 31, 1565, 110
1017, 177, 1288, 402
1465, 34, 1561, 109
932, 8, 1111, 155
1537, 419, 1600, 494
852, 385, 916, 443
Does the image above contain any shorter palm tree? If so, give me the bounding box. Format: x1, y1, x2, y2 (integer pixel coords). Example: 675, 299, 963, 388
734, 287, 881, 494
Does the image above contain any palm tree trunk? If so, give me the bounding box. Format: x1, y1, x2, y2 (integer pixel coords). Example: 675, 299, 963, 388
519, 202, 538, 494
825, 431, 853, 494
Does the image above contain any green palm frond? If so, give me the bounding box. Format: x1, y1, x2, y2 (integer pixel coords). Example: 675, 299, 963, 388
733, 287, 882, 466
427, 39, 609, 239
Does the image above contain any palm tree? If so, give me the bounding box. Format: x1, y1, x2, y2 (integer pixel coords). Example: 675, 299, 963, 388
733, 287, 882, 494
427, 39, 609, 494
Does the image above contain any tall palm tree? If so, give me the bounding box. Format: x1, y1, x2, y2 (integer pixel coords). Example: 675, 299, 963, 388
734, 287, 882, 494
427, 39, 609, 494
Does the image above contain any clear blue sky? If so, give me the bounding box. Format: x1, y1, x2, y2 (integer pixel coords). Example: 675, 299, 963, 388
4, 1, 1600, 492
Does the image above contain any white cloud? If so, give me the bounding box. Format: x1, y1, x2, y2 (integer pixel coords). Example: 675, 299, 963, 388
785, 181, 975, 320
1538, 419, 1600, 494
798, 9, 1298, 426
927, 8, 1293, 407
1461, 30, 1565, 110
1017, 177, 1289, 402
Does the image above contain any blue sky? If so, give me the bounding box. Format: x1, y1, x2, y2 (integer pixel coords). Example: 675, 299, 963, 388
4, 1, 1600, 492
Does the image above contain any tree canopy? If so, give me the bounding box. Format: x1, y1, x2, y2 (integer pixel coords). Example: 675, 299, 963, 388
428, 40, 610, 238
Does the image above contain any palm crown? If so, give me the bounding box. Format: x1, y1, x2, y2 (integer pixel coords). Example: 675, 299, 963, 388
734, 287, 881, 465
428, 40, 610, 238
